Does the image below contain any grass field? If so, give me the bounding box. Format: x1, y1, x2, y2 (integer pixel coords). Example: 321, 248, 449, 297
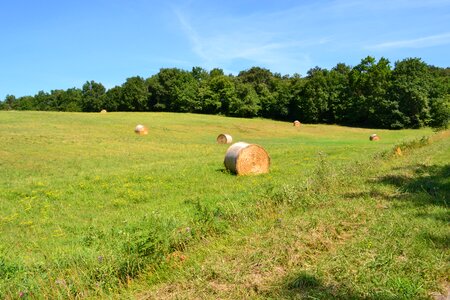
0, 111, 447, 299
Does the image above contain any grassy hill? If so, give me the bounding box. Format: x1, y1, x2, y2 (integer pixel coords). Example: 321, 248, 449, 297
0, 111, 447, 299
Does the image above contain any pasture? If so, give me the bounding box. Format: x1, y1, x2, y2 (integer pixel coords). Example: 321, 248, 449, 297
0, 111, 447, 299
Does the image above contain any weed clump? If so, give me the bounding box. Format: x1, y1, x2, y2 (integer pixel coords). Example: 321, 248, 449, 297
378, 136, 430, 159
265, 152, 340, 209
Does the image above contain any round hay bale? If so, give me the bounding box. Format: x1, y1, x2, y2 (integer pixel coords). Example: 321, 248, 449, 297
369, 134, 380, 141
100, 109, 107, 113
217, 133, 233, 144
293, 120, 301, 127
224, 142, 270, 175
134, 124, 148, 135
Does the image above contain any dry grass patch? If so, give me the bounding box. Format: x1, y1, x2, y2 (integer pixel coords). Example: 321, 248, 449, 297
138, 203, 368, 299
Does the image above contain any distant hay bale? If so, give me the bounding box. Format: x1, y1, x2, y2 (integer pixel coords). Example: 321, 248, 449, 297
134, 124, 148, 135
224, 142, 270, 175
100, 109, 107, 113
217, 133, 233, 144
293, 120, 301, 127
369, 134, 380, 141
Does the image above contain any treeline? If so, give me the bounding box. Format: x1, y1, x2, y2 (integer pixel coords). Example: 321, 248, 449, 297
2, 56, 449, 129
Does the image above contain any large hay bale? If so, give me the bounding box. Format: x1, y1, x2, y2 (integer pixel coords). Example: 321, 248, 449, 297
135, 124, 148, 135
293, 120, 301, 127
369, 134, 380, 141
224, 142, 270, 175
217, 133, 233, 144
100, 109, 107, 113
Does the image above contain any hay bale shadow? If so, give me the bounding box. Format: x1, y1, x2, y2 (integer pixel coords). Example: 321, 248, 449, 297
216, 168, 232, 174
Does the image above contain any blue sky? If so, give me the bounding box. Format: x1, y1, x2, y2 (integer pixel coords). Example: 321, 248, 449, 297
1, 0, 450, 99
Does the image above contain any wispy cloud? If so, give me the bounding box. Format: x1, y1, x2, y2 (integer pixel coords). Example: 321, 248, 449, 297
171, 1, 450, 73
330, 0, 450, 12
367, 33, 450, 50
172, 6, 323, 74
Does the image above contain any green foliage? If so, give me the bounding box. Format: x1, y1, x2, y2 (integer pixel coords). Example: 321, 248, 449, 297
121, 76, 149, 111
429, 94, 450, 130
198, 75, 234, 114
104, 85, 123, 111
147, 68, 200, 112
230, 81, 260, 117
81, 80, 106, 112
390, 58, 432, 128
347, 56, 394, 127
2, 57, 449, 129
291, 67, 329, 123
2, 95, 16, 110
325, 63, 351, 124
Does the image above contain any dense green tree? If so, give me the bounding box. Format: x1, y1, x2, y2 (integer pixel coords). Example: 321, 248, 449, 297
290, 67, 330, 123
191, 66, 209, 82
238, 67, 279, 119
2, 95, 16, 110
104, 86, 123, 111
48, 89, 66, 110
326, 63, 351, 124
33, 91, 53, 111
287, 74, 305, 120
390, 58, 432, 128
428, 66, 450, 129
347, 56, 394, 127
63, 88, 83, 112
229, 82, 260, 117
121, 76, 149, 111
209, 68, 225, 78
429, 94, 450, 129
266, 77, 291, 120
44, 88, 82, 112
238, 67, 273, 86
81, 81, 106, 112
13, 96, 35, 110
147, 68, 200, 112
198, 74, 236, 115
2, 56, 448, 129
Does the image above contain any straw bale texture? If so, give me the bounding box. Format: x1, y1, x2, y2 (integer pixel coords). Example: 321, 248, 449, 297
217, 133, 233, 144
224, 142, 270, 175
369, 134, 379, 141
135, 124, 148, 135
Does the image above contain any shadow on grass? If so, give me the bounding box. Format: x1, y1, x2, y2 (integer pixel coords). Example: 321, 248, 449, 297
216, 168, 232, 175
377, 164, 449, 207
420, 232, 450, 250
345, 164, 449, 209
269, 271, 400, 300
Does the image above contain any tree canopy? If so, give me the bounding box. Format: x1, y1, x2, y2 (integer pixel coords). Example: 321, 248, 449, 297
2, 56, 449, 129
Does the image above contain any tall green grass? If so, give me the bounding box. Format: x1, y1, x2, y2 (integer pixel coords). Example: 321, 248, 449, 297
134, 131, 449, 300
0, 111, 438, 298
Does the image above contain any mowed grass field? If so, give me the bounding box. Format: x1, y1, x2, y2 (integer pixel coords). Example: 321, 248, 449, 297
0, 111, 448, 299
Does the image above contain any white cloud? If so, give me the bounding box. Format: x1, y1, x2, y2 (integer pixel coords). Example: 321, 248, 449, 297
367, 33, 450, 50
172, 6, 324, 74
330, 0, 450, 12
